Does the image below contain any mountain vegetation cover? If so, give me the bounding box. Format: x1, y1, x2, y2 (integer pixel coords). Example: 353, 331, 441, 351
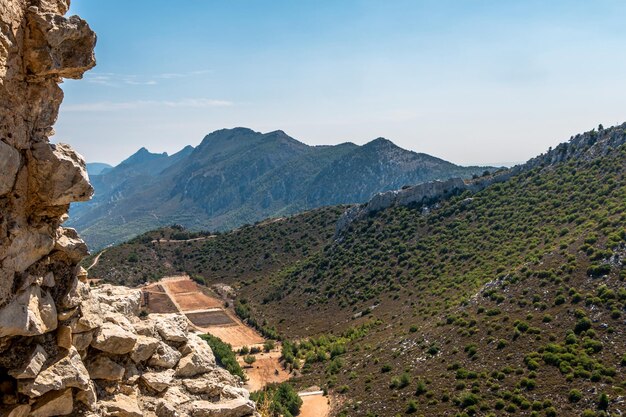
70, 128, 491, 249
91, 124, 626, 416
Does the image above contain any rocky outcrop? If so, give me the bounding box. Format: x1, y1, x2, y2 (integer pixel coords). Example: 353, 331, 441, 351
0, 1, 256, 416
335, 178, 469, 235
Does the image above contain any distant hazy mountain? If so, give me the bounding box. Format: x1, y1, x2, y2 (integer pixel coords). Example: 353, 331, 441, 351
69, 128, 493, 249
86, 162, 113, 176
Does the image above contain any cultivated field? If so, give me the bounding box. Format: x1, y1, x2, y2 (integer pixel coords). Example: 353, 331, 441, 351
186, 310, 235, 327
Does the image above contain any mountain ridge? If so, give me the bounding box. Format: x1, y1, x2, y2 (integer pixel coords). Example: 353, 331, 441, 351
69, 128, 493, 249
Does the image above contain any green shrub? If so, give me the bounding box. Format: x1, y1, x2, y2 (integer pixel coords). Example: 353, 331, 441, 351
200, 334, 246, 380
568, 389, 582, 403
250, 383, 303, 417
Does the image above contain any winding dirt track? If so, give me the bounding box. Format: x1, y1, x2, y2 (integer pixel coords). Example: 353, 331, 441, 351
86, 249, 106, 271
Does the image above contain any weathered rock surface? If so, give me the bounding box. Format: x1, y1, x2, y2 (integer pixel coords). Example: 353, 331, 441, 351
191, 398, 256, 417
91, 322, 137, 354
7, 345, 47, 379
0, 1, 257, 416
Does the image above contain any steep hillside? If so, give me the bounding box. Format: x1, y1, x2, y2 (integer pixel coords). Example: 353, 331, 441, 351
68, 128, 491, 249
93, 124, 626, 416
86, 206, 345, 287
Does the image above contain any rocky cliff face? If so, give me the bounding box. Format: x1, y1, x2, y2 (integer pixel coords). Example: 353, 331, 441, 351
0, 2, 255, 416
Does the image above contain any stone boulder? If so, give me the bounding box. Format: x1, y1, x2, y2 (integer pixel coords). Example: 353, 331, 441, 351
148, 340, 182, 369
190, 399, 256, 417
141, 369, 175, 393
29, 389, 73, 417
98, 394, 142, 417
8, 345, 47, 379
91, 322, 137, 355
18, 347, 89, 397
153, 314, 189, 343
86, 356, 125, 381
130, 335, 160, 363
0, 285, 57, 337
176, 334, 217, 378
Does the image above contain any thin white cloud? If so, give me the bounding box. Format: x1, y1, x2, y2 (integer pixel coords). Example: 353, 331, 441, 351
84, 70, 211, 86
62, 98, 234, 112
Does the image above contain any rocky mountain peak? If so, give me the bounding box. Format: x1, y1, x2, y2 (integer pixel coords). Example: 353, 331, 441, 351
120, 147, 168, 166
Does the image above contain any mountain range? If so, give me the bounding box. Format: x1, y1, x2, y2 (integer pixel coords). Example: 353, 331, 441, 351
89, 123, 626, 416
69, 128, 492, 249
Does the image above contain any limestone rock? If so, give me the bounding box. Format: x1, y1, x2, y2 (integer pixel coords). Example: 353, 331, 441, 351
130, 335, 160, 363
99, 394, 142, 417
93, 285, 142, 315
61, 276, 89, 309
175, 334, 217, 378
87, 355, 125, 381
30, 389, 73, 417
148, 340, 182, 369
91, 322, 137, 354
182, 368, 240, 396
54, 227, 89, 263
155, 401, 177, 417
221, 386, 250, 401
73, 298, 104, 332
190, 398, 256, 417
25, 11, 96, 79
0, 285, 57, 337
132, 320, 156, 337
18, 347, 89, 397
57, 307, 78, 321
182, 377, 222, 396
8, 344, 47, 379
72, 330, 94, 351
29, 142, 93, 206
141, 369, 174, 393
56, 324, 72, 349
75, 380, 97, 408
0, 140, 20, 196
161, 386, 192, 413
153, 314, 188, 343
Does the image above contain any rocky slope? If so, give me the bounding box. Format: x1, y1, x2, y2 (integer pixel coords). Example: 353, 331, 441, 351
0, 2, 255, 416
68, 128, 493, 249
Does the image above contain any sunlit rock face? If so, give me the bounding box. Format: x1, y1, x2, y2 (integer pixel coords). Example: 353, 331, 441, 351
0, 2, 256, 416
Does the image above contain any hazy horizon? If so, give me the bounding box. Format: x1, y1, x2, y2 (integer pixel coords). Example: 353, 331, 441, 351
54, 0, 626, 166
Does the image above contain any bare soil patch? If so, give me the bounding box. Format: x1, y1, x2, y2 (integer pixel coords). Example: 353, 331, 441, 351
298, 394, 330, 417
186, 310, 235, 327
203, 323, 264, 349
239, 350, 291, 392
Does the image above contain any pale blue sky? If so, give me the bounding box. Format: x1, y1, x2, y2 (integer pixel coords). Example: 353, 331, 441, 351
55, 0, 626, 166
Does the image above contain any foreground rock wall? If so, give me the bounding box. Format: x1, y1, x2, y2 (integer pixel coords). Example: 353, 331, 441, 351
0, 1, 256, 416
